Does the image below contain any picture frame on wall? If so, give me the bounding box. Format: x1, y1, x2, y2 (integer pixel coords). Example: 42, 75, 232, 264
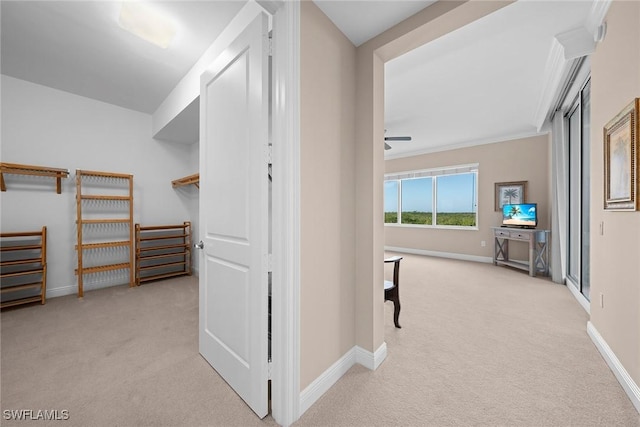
604, 98, 639, 211
494, 181, 527, 211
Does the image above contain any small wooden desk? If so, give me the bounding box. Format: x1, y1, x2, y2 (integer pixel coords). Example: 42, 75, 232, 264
491, 227, 550, 277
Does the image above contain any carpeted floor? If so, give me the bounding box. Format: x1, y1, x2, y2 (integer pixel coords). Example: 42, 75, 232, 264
296, 254, 640, 427
1, 255, 639, 426
1, 276, 277, 427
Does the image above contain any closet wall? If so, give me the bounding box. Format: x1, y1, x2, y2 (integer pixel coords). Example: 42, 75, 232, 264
0, 75, 199, 297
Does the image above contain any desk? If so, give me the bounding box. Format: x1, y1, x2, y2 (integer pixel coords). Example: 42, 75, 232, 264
491, 227, 550, 277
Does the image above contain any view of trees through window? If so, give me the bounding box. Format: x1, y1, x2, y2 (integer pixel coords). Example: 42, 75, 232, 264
384, 170, 477, 227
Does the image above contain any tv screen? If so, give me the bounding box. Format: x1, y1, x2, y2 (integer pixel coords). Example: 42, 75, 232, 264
502, 203, 537, 228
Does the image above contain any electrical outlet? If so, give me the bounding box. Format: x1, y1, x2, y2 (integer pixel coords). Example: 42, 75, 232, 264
481, 240, 486, 247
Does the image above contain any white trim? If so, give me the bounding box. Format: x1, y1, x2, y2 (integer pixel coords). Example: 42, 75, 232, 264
534, 38, 572, 132
533, 0, 608, 133
558, 58, 591, 113
384, 163, 478, 179
256, 0, 282, 15
565, 277, 590, 314
270, 1, 301, 425
385, 246, 493, 264
298, 343, 388, 418
384, 223, 479, 231
46, 285, 76, 299
299, 348, 356, 417
355, 342, 388, 371
384, 130, 546, 160
587, 322, 640, 414
586, 0, 612, 36
556, 27, 596, 61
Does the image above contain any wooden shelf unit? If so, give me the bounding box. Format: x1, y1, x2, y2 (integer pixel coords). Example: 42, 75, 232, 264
1, 162, 69, 194
492, 227, 550, 277
135, 222, 192, 285
0, 227, 47, 308
172, 173, 199, 189
75, 170, 134, 297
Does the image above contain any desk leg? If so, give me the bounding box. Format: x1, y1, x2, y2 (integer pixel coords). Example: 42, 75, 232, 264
529, 238, 536, 277
494, 237, 508, 264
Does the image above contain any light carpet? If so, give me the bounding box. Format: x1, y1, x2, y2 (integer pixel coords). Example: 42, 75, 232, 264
296, 254, 640, 427
2, 256, 639, 426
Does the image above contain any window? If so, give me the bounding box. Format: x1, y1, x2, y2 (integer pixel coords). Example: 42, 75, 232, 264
384, 164, 478, 228
567, 78, 591, 300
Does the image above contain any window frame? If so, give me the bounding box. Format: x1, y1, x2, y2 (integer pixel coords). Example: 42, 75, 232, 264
384, 164, 479, 230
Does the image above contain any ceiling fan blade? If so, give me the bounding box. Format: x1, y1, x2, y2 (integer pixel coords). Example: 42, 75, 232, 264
384, 136, 412, 141
384, 142, 392, 150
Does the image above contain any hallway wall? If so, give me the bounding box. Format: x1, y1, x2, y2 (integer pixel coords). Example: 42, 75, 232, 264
589, 0, 640, 394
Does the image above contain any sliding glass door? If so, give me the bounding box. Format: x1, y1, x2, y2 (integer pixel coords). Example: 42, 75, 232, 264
567, 79, 591, 300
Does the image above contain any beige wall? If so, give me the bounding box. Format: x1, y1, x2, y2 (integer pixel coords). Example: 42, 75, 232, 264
300, 1, 357, 390
298, 0, 511, 392
384, 135, 550, 259
590, 1, 640, 387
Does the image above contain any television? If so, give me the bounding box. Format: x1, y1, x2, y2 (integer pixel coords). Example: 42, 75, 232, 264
502, 203, 537, 228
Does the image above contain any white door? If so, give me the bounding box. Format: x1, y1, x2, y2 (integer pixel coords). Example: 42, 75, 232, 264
198, 13, 269, 418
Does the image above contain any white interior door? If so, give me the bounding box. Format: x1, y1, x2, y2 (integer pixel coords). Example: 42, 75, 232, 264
198, 13, 269, 418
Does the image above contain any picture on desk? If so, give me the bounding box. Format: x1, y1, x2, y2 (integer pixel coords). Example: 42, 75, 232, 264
502, 203, 537, 228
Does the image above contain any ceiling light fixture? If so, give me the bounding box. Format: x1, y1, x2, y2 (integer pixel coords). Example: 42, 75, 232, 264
118, 2, 176, 49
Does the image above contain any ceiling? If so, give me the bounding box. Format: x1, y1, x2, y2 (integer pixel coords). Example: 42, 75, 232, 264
1, 1, 246, 114
313, 0, 437, 47
1, 1, 597, 156
381, 0, 595, 157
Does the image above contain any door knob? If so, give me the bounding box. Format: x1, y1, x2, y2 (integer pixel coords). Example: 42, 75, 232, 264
194, 240, 204, 249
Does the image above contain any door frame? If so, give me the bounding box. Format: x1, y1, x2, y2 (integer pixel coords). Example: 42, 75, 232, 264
558, 59, 591, 313
266, 1, 301, 425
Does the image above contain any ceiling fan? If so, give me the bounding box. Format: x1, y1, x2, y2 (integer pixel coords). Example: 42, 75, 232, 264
384, 130, 412, 150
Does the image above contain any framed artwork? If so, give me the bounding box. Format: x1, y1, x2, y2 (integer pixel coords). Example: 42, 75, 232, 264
494, 181, 527, 211
604, 98, 639, 211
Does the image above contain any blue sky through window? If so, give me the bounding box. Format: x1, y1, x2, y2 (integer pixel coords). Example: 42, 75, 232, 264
385, 172, 476, 213
436, 173, 476, 213
401, 177, 432, 212
384, 181, 398, 212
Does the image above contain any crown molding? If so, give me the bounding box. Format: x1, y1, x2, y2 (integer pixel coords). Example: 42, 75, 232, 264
533, 37, 569, 132
556, 26, 596, 60
586, 0, 612, 35
532, 0, 611, 132
383, 129, 547, 160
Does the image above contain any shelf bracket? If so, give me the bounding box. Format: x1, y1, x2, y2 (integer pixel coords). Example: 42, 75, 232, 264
172, 173, 199, 189
1, 162, 69, 194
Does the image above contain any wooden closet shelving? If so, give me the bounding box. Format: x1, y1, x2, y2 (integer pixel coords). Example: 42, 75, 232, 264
75, 170, 134, 297
172, 173, 199, 189
0, 227, 47, 308
1, 162, 69, 194
135, 222, 192, 285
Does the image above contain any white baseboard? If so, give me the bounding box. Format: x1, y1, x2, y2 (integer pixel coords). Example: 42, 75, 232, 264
46, 285, 76, 299
299, 348, 356, 416
385, 246, 493, 264
355, 342, 387, 370
47, 272, 199, 300
587, 321, 640, 413
298, 342, 388, 417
